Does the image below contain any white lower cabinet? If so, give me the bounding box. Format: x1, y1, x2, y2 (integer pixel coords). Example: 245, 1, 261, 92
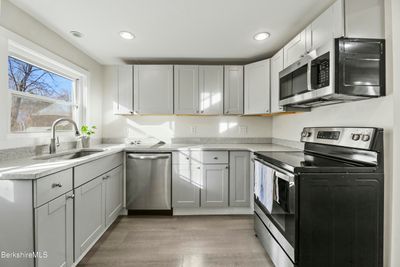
35, 192, 74, 267
172, 151, 251, 210
74, 164, 123, 260
229, 152, 250, 207
172, 163, 201, 208
74, 176, 105, 260
105, 166, 124, 227
201, 164, 229, 208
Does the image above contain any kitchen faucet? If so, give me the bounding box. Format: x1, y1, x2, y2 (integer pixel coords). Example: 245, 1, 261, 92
50, 118, 81, 154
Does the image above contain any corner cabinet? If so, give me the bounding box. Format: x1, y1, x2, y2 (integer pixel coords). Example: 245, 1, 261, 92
224, 65, 244, 115
133, 65, 174, 114
244, 59, 271, 115
270, 49, 284, 113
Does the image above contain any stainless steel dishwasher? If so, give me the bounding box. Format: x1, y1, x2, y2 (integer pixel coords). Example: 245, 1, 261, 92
126, 153, 172, 214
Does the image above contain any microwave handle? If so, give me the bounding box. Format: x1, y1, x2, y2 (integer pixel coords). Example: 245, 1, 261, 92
307, 61, 312, 91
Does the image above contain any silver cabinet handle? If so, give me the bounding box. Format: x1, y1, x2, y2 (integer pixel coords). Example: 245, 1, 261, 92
213, 157, 218, 160
102, 175, 110, 180
66, 194, 75, 199
52, 183, 62, 188
128, 154, 170, 160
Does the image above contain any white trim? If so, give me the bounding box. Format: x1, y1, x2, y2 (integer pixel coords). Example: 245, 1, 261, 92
173, 207, 253, 216
1, 25, 89, 136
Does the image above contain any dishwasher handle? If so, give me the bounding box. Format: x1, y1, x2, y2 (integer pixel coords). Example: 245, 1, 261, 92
127, 154, 170, 160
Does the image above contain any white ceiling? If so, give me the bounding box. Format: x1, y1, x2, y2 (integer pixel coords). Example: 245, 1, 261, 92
10, 0, 335, 65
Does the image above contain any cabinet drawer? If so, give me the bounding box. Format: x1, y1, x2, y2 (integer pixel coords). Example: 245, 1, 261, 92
191, 151, 228, 164
34, 169, 73, 207
74, 153, 123, 188
173, 151, 228, 164
172, 151, 192, 164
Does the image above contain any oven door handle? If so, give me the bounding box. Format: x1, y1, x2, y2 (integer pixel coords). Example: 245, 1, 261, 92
254, 158, 294, 183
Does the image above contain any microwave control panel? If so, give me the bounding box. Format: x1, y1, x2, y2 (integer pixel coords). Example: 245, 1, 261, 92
311, 52, 330, 89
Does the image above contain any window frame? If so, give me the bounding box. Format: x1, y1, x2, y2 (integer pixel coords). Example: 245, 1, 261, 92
7, 41, 86, 135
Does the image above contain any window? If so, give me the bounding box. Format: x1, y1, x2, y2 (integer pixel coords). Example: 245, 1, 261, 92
8, 56, 79, 133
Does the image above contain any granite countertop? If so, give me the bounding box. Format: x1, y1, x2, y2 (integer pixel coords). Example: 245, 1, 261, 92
0, 143, 300, 180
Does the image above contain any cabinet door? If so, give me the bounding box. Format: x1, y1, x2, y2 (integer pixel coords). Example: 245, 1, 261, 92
174, 65, 199, 114
229, 152, 250, 207
306, 1, 344, 52
114, 65, 133, 115
199, 66, 224, 115
172, 163, 201, 208
134, 65, 174, 114
74, 176, 105, 260
270, 49, 284, 113
105, 166, 123, 227
244, 59, 271, 115
35, 192, 73, 267
224, 65, 244, 115
201, 164, 229, 208
283, 30, 306, 67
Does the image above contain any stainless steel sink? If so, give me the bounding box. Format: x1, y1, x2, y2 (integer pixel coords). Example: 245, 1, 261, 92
33, 148, 106, 161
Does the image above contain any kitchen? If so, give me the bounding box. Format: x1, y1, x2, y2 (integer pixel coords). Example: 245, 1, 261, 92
0, 0, 398, 266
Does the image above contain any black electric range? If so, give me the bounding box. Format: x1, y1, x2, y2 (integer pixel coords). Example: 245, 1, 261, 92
253, 127, 384, 267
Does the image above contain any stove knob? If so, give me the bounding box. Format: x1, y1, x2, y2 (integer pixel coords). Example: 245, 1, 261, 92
361, 134, 370, 142
351, 134, 361, 141
301, 131, 309, 137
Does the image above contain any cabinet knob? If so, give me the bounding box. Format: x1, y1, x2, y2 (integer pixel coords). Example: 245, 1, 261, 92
213, 157, 218, 160
186, 157, 190, 160
197, 166, 201, 169
52, 183, 62, 188
225, 166, 229, 169
103, 175, 110, 180
66, 194, 75, 200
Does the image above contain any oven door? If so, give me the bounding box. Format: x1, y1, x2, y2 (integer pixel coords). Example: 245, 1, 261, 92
254, 158, 296, 258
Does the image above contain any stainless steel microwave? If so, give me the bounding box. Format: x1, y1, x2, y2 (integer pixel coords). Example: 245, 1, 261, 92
279, 38, 386, 108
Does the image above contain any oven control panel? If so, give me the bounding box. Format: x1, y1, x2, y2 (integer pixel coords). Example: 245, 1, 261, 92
300, 127, 376, 149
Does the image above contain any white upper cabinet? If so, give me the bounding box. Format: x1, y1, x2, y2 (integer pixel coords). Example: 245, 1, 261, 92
244, 59, 271, 115
306, 0, 344, 52
283, 30, 307, 68
270, 49, 284, 114
174, 65, 199, 114
224, 65, 244, 115
134, 65, 174, 114
111, 65, 133, 115
199, 66, 224, 115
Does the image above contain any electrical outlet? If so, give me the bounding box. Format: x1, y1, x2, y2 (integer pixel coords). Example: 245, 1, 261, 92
190, 126, 197, 135
239, 126, 248, 135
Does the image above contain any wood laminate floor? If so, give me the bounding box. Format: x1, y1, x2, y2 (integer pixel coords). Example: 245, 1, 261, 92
78, 215, 275, 267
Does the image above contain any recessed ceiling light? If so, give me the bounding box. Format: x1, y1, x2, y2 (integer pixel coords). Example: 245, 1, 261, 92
119, 31, 135, 40
70, 31, 84, 38
254, 32, 271, 41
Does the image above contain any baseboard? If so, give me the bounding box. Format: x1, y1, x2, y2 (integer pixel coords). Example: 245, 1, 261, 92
173, 207, 253, 215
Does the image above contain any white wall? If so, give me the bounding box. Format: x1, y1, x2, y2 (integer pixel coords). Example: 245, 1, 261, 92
0, 0, 104, 149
